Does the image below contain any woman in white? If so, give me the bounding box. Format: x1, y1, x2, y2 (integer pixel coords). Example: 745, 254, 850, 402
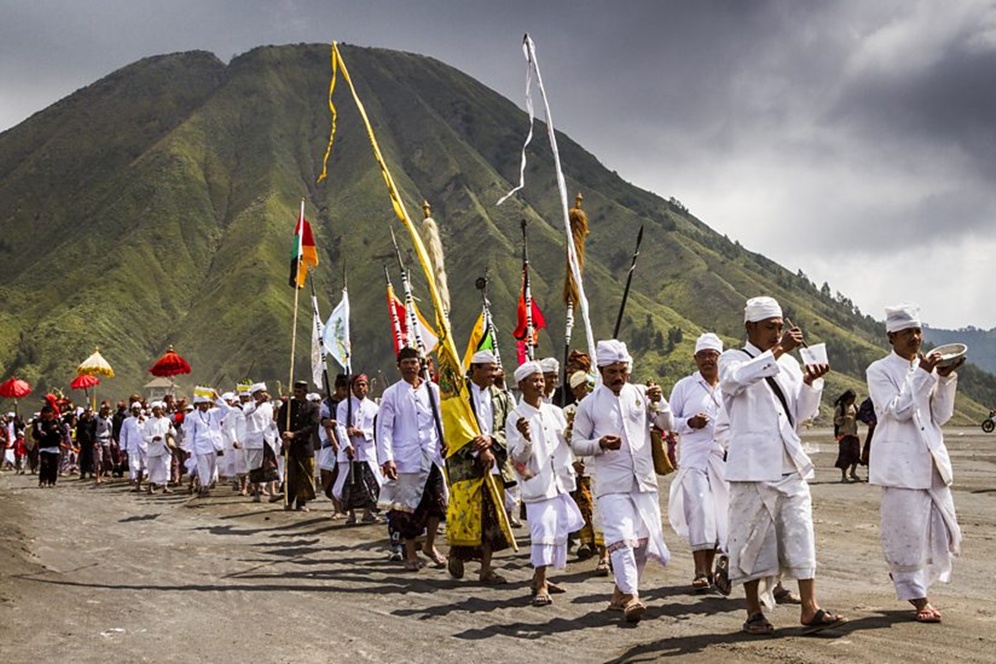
668, 332, 729, 590
143, 401, 176, 494
507, 361, 583, 607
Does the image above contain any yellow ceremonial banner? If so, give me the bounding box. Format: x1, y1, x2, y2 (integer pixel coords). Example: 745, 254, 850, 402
461, 312, 486, 371
320, 43, 516, 551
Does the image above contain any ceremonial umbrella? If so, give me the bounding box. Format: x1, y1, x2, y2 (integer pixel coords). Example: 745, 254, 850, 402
0, 377, 32, 415
77, 348, 114, 409
70, 374, 100, 403
149, 345, 191, 395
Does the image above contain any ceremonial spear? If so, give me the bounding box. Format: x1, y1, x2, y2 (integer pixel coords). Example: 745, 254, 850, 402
521, 218, 536, 361
613, 224, 645, 339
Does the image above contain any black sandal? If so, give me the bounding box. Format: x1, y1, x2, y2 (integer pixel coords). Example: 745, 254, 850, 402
714, 554, 732, 596
743, 612, 774, 635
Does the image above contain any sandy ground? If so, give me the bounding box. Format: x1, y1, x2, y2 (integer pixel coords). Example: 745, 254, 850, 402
2, 428, 995, 663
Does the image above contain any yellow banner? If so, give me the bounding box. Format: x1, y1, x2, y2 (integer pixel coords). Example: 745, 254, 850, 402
320, 43, 515, 550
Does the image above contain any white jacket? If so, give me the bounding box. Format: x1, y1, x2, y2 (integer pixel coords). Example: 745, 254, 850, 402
718, 342, 822, 482
570, 382, 673, 497
866, 351, 957, 488
669, 371, 724, 470
507, 399, 576, 503
336, 396, 379, 463
375, 379, 443, 474
143, 416, 175, 458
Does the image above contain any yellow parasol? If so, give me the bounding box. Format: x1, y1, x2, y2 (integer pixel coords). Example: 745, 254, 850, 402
77, 347, 114, 408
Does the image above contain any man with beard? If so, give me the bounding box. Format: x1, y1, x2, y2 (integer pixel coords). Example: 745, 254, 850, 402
376, 347, 447, 572
277, 381, 319, 511
719, 296, 843, 635
866, 303, 963, 624
571, 340, 674, 623
143, 401, 176, 494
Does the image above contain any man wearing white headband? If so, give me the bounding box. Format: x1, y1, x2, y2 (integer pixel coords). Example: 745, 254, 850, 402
120, 401, 147, 493
186, 388, 235, 497
508, 361, 583, 606
719, 296, 842, 635
244, 383, 280, 502
143, 401, 176, 494
668, 332, 730, 592
867, 303, 963, 624
539, 357, 560, 403
571, 339, 674, 623
447, 349, 516, 585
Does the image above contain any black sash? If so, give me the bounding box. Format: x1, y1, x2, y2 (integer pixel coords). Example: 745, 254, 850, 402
739, 348, 794, 428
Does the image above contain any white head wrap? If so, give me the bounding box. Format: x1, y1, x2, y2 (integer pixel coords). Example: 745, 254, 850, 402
192, 386, 214, 404
470, 349, 498, 365
885, 303, 921, 333
744, 296, 783, 323
150, 401, 165, 411
596, 340, 632, 367
130, 401, 142, 411
539, 357, 559, 374
250, 382, 266, 394
694, 332, 724, 354
514, 361, 543, 384
306, 393, 321, 403
220, 392, 236, 402
569, 370, 591, 389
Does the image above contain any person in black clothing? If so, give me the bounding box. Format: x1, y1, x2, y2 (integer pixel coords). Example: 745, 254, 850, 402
76, 408, 97, 480
111, 401, 128, 477
277, 380, 319, 511
33, 405, 64, 487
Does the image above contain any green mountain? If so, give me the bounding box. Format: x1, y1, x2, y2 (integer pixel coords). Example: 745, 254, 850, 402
0, 43, 990, 423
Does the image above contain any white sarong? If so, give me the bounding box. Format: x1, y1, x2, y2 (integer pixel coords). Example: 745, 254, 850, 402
728, 473, 815, 608
599, 491, 670, 565
880, 469, 961, 601
147, 454, 170, 485
246, 447, 264, 471
668, 452, 729, 552
128, 448, 147, 480
526, 493, 585, 569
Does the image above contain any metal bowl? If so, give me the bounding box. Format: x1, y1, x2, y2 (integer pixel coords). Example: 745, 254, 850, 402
932, 343, 967, 368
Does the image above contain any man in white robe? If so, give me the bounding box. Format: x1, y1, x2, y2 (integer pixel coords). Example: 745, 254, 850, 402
231, 387, 250, 495
184, 388, 233, 497
719, 296, 843, 635
244, 383, 280, 501
334, 374, 382, 524
668, 332, 729, 591
120, 403, 146, 493
508, 361, 583, 606
376, 347, 447, 572
143, 401, 175, 493
867, 303, 962, 624
571, 339, 673, 623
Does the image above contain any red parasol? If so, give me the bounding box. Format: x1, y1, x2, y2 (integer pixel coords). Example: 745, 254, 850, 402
71, 374, 101, 390
0, 377, 32, 399
149, 345, 192, 377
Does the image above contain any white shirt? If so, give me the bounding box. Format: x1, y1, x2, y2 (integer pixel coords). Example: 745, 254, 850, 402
470, 382, 494, 436
119, 415, 145, 454
376, 379, 443, 474
507, 398, 576, 502
718, 342, 822, 482
243, 400, 275, 450
571, 382, 674, 497
336, 396, 379, 463
866, 351, 957, 488
143, 415, 175, 458
669, 372, 724, 470
185, 402, 232, 455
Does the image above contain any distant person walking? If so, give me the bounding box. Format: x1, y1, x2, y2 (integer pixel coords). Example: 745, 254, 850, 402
833, 389, 862, 482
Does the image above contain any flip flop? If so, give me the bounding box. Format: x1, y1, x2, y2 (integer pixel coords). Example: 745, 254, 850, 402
422, 549, 447, 568
801, 608, 846, 634
545, 581, 566, 594
403, 560, 422, 572
692, 574, 711, 591
774, 588, 803, 605
743, 612, 775, 636
713, 554, 732, 596
594, 559, 610, 577
479, 571, 508, 586
531, 590, 553, 607
914, 606, 942, 623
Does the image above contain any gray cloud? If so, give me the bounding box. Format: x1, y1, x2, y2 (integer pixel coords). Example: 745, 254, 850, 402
1, 0, 994, 328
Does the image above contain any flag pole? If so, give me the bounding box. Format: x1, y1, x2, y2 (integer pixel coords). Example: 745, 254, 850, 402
613, 224, 645, 339
285, 198, 306, 508
343, 259, 355, 486
521, 219, 536, 361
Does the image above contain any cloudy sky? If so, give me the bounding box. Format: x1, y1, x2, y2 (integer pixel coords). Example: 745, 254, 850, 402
3, 0, 994, 329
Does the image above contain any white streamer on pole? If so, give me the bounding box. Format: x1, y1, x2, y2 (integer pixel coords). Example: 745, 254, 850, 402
498, 34, 597, 363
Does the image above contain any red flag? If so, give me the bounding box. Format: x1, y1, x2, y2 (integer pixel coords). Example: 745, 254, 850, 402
512, 288, 546, 342
289, 204, 319, 289
386, 283, 407, 356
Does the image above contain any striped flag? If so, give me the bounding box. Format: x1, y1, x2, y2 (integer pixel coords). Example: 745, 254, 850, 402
289, 201, 319, 289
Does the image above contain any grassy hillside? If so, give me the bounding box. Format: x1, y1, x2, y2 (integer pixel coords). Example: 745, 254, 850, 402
0, 44, 989, 424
